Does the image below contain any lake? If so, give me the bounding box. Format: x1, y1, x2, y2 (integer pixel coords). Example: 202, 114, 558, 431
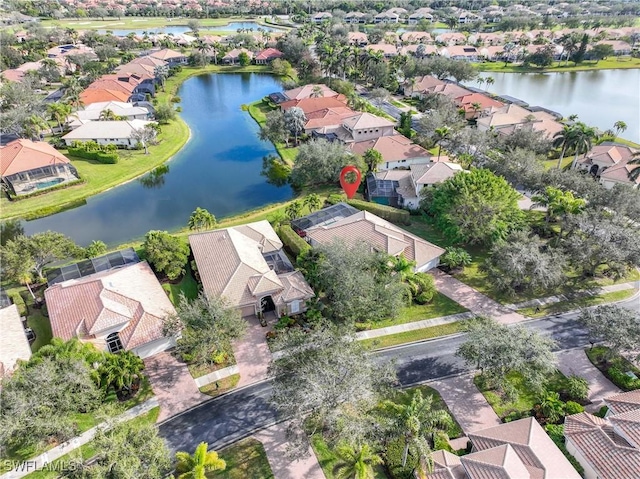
473, 69, 640, 143
22, 73, 292, 246
99, 21, 283, 37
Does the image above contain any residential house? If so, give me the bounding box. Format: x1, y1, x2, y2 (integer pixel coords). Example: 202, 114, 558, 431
0, 301, 32, 378
596, 40, 632, 55
431, 82, 473, 101
45, 261, 178, 359
344, 11, 366, 24
254, 48, 283, 64
441, 45, 481, 61
476, 103, 563, 139
347, 31, 369, 46
79, 88, 132, 106
283, 84, 340, 101
400, 44, 440, 58
311, 12, 332, 23
574, 142, 639, 189
374, 11, 400, 24
565, 390, 640, 479
297, 204, 445, 272
349, 134, 432, 170
46, 43, 96, 61
222, 48, 254, 64
149, 48, 188, 66
458, 11, 480, 24
340, 112, 396, 142
408, 7, 434, 24
304, 107, 357, 133
454, 92, 505, 120
99, 73, 155, 97
400, 31, 432, 44
427, 417, 581, 478
367, 161, 461, 209
435, 32, 467, 46
189, 220, 314, 318
85, 78, 145, 103
68, 101, 151, 129
0, 139, 78, 196
280, 96, 349, 115
404, 75, 446, 97
366, 43, 398, 58
61, 119, 156, 148
1, 57, 66, 83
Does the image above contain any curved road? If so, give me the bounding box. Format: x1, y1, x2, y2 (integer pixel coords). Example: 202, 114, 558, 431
158, 297, 639, 453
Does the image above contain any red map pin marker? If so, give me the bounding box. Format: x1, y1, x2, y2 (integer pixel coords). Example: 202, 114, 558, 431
339, 165, 362, 199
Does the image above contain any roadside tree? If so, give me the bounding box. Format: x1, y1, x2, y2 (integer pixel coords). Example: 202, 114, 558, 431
578, 305, 640, 360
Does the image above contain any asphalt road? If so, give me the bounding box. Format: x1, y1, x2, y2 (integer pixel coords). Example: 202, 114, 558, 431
158, 297, 639, 453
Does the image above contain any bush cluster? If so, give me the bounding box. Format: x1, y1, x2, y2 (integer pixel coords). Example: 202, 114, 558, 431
68, 141, 119, 164
277, 224, 311, 258
347, 199, 411, 225
608, 367, 640, 390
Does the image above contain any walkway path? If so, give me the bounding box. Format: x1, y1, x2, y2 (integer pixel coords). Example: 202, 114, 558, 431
355, 312, 474, 340
0, 398, 158, 479
253, 422, 325, 479
234, 314, 273, 388
194, 365, 240, 388
144, 352, 207, 422
432, 270, 525, 324
556, 348, 621, 412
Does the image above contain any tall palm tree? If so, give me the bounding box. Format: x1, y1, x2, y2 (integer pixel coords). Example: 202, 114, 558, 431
334, 443, 383, 479
175, 442, 226, 479
433, 126, 451, 161
552, 124, 576, 170
188, 207, 216, 231
99, 109, 117, 121
303, 193, 322, 212
613, 120, 627, 138
47, 102, 72, 131
285, 200, 304, 220
484, 76, 495, 89
569, 122, 597, 170
382, 390, 453, 471
22, 114, 48, 140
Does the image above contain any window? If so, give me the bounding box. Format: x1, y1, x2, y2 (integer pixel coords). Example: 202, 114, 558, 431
106, 332, 124, 353
290, 300, 300, 314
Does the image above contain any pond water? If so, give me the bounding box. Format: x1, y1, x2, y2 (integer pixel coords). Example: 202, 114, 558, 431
99, 21, 283, 37
472, 69, 640, 143
22, 73, 292, 246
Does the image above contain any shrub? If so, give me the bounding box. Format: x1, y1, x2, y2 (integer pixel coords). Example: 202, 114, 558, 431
564, 401, 584, 415
608, 366, 640, 390
346, 199, 410, 225
440, 247, 472, 270
8, 291, 27, 315
325, 193, 346, 205
544, 424, 585, 476
565, 375, 589, 402
415, 291, 434, 305
594, 405, 608, 418
171, 96, 181, 103
68, 141, 119, 164
385, 438, 418, 479
504, 410, 530, 423
277, 224, 311, 258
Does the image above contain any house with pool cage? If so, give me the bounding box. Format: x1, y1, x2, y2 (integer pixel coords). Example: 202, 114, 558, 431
0, 139, 79, 196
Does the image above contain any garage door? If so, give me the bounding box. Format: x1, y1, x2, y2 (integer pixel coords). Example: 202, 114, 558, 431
133, 337, 176, 359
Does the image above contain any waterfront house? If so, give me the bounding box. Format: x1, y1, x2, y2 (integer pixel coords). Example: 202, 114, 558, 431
254, 48, 283, 64
189, 221, 314, 318
61, 119, 156, 148
344, 11, 366, 24
68, 101, 151, 127
574, 142, 639, 189
149, 48, 188, 66
374, 11, 400, 24
45, 261, 178, 359
454, 92, 505, 120
222, 48, 254, 64
349, 134, 432, 170
0, 302, 32, 378
79, 88, 132, 106
0, 139, 78, 196
476, 103, 563, 139
283, 84, 340, 101
408, 7, 434, 24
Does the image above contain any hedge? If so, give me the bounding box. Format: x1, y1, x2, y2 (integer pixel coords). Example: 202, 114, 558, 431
346, 199, 411, 225
68, 147, 119, 164
8, 291, 27, 316
277, 224, 311, 258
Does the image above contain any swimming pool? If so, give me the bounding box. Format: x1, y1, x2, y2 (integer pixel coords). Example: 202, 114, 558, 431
36, 177, 65, 189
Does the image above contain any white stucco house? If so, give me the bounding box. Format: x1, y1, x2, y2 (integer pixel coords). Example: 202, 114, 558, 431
61, 119, 156, 148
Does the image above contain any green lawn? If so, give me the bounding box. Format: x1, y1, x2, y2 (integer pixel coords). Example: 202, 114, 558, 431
208, 438, 274, 479
38, 16, 286, 31
199, 374, 241, 397
23, 407, 160, 479
246, 100, 299, 165
162, 265, 200, 306
400, 215, 451, 248
477, 56, 640, 73
361, 321, 467, 350
359, 293, 468, 330
518, 289, 636, 318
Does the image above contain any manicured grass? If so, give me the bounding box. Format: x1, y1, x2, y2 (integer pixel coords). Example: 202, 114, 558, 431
361, 321, 467, 350
162, 265, 200, 306
187, 359, 235, 380
208, 437, 274, 479
27, 305, 53, 353
246, 100, 299, 165
39, 16, 285, 31
1, 119, 190, 221
199, 373, 241, 397
23, 407, 160, 479
400, 215, 451, 247
477, 56, 640, 73
361, 293, 468, 330
518, 289, 636, 318
542, 156, 573, 171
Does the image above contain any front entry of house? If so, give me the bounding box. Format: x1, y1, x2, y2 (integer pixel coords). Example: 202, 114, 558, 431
260, 295, 276, 313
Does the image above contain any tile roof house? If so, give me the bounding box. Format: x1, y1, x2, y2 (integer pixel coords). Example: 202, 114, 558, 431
0, 139, 78, 196
61, 119, 156, 148
254, 47, 283, 64
280, 96, 349, 115
404, 75, 446, 97
311, 11, 332, 23
303, 208, 445, 272
565, 390, 640, 479
476, 104, 563, 139
44, 262, 178, 359
283, 84, 340, 101
366, 43, 399, 57
574, 142, 639, 189
0, 303, 32, 378
79, 88, 132, 106
347, 31, 369, 46
149, 48, 187, 65
189, 221, 314, 318
222, 48, 254, 64
426, 417, 581, 479
454, 92, 505, 120
341, 112, 396, 143
349, 134, 432, 170
68, 101, 151, 129
344, 11, 366, 24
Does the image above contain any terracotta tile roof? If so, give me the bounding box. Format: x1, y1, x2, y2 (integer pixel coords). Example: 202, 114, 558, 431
606, 390, 640, 415
578, 143, 637, 167
342, 112, 395, 130
79, 88, 131, 105
273, 271, 315, 303
1, 139, 71, 177
304, 107, 356, 130
284, 84, 339, 101
0, 304, 31, 377
411, 75, 447, 94
366, 43, 398, 55
255, 47, 283, 61
469, 417, 581, 479
44, 262, 175, 351
223, 48, 254, 60
149, 48, 185, 60
349, 134, 430, 163
87, 78, 137, 94
610, 409, 640, 448
431, 83, 473, 100
281, 96, 348, 114
460, 443, 531, 478
564, 411, 640, 479
305, 210, 444, 271
411, 162, 463, 186
428, 450, 466, 479
455, 92, 504, 112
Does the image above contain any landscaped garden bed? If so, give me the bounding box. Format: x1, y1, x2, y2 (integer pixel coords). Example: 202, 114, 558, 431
585, 346, 640, 391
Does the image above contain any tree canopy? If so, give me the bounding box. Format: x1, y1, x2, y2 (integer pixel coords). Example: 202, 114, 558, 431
143, 230, 190, 280
290, 138, 355, 187
578, 305, 640, 359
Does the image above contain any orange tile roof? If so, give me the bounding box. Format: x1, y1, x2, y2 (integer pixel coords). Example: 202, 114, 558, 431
87, 79, 136, 94
349, 134, 430, 163
281, 96, 348, 114
1, 139, 71, 177
79, 88, 131, 105
255, 47, 283, 61
455, 92, 504, 111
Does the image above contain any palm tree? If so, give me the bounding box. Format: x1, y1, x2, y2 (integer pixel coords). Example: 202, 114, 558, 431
99, 109, 117, 121
99, 351, 145, 394
47, 102, 72, 131
475, 77, 485, 88
188, 207, 216, 231
433, 126, 451, 161
22, 115, 48, 140
63, 77, 84, 108
285, 200, 303, 220
175, 442, 226, 479
569, 122, 597, 170
311, 85, 324, 98
382, 390, 453, 471
334, 443, 382, 479
613, 120, 627, 138
303, 193, 322, 212
484, 76, 495, 89
552, 124, 576, 170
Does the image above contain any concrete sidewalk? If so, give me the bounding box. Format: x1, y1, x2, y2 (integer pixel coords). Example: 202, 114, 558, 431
0, 398, 158, 479
432, 270, 524, 324
253, 422, 325, 479
194, 364, 240, 388
355, 312, 474, 340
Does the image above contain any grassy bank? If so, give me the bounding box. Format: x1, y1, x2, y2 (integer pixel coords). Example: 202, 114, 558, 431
209, 438, 274, 479
37, 16, 287, 31
517, 289, 636, 318
477, 57, 640, 73
361, 321, 467, 350
246, 100, 299, 164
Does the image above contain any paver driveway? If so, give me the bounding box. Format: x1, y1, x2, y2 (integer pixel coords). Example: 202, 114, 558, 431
144, 352, 207, 422
234, 314, 273, 387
